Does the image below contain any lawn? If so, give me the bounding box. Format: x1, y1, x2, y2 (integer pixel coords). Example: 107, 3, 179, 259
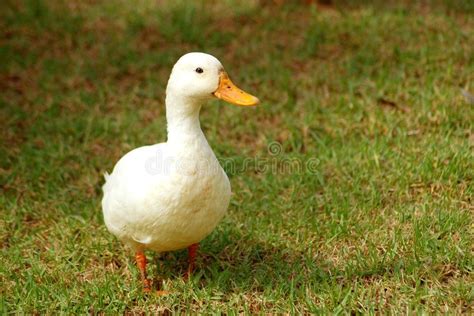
1, 0, 473, 313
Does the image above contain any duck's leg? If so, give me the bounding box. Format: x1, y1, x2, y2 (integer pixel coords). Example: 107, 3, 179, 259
185, 243, 199, 279
135, 251, 151, 292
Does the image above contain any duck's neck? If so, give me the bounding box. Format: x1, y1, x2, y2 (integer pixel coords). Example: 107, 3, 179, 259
165, 93, 205, 144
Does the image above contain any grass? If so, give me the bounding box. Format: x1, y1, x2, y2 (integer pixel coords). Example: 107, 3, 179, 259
1, 0, 473, 313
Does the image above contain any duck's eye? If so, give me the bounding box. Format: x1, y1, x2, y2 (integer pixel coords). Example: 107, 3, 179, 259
195, 67, 204, 74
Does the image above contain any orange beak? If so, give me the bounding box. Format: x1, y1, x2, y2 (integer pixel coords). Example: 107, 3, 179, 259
213, 72, 259, 106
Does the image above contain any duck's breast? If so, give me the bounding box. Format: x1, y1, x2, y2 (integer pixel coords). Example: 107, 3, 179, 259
102, 141, 231, 251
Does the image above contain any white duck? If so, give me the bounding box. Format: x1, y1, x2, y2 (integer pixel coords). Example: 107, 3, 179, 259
102, 52, 259, 291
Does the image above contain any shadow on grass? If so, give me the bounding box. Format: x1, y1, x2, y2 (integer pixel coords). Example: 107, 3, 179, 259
147, 225, 336, 294
147, 223, 450, 295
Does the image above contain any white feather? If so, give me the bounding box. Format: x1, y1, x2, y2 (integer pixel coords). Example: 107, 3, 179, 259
102, 53, 232, 252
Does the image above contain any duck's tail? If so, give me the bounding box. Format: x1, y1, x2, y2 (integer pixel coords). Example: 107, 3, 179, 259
102, 171, 111, 193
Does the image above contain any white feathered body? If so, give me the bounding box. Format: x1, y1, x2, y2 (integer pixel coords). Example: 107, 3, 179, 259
101, 52, 257, 255
102, 133, 231, 252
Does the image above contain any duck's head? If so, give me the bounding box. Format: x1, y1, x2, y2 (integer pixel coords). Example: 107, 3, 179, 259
166, 52, 259, 107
